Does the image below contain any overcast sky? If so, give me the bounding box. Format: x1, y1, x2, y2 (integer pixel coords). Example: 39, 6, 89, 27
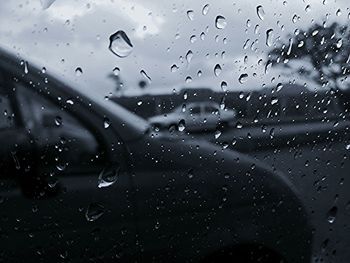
1, 0, 349, 98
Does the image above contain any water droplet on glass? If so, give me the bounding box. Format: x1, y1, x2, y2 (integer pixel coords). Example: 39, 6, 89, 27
40, 0, 55, 9
186, 50, 193, 64
184, 91, 188, 100
108, 30, 133, 58
312, 30, 319, 36
171, 64, 179, 73
265, 60, 272, 74
256, 5, 265, 20
113, 67, 120, 76
287, 38, 293, 55
202, 4, 210, 15
103, 117, 111, 129
190, 35, 197, 43
22, 61, 29, 74
238, 73, 248, 84
66, 99, 74, 105
214, 64, 222, 77
85, 203, 105, 222
276, 83, 283, 92
47, 176, 58, 188
11, 152, 20, 170
271, 98, 279, 105
336, 39, 342, 48
221, 81, 227, 92
215, 15, 227, 29
98, 166, 119, 188
305, 4, 311, 12
55, 116, 62, 126
75, 67, 83, 77
327, 206, 338, 223
56, 163, 66, 171
266, 29, 274, 47
41, 67, 46, 74
187, 10, 194, 20
178, 119, 186, 132
336, 8, 342, 16
236, 122, 243, 129
215, 130, 222, 139
140, 69, 152, 82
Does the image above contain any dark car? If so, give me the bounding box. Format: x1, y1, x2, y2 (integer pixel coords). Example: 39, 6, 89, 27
0, 49, 312, 262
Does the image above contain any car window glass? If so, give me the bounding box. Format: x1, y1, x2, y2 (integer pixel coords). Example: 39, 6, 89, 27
15, 82, 104, 172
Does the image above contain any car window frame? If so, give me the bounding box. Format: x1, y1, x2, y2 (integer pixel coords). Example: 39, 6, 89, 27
0, 62, 131, 174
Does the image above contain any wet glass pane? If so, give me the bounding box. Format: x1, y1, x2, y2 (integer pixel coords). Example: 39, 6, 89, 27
0, 1, 349, 262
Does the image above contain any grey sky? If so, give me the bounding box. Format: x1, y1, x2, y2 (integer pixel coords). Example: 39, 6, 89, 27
1, 0, 349, 98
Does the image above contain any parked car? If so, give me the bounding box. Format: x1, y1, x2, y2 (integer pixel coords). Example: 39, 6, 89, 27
0, 49, 312, 262
148, 102, 237, 132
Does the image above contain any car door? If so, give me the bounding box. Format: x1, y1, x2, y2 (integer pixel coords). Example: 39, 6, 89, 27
0, 70, 137, 262
127, 140, 221, 262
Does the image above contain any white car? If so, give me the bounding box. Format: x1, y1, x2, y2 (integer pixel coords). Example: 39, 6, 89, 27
149, 102, 236, 132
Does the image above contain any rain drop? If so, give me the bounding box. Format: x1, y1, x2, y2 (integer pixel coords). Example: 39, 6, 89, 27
305, 4, 311, 12
214, 64, 222, 77
238, 73, 248, 84
108, 30, 133, 58
98, 166, 119, 188
178, 119, 186, 132
113, 67, 120, 76
187, 10, 194, 20
186, 50, 193, 64
202, 4, 210, 15
271, 97, 279, 105
327, 206, 338, 224
221, 81, 228, 92
265, 60, 272, 74
215, 130, 222, 139
40, 0, 55, 9
266, 29, 274, 47
215, 15, 227, 29
190, 35, 197, 43
22, 61, 29, 74
256, 5, 265, 20
55, 116, 63, 126
140, 69, 152, 82
171, 64, 179, 72
336, 9, 342, 16
75, 67, 83, 77
85, 203, 105, 222
103, 117, 111, 129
